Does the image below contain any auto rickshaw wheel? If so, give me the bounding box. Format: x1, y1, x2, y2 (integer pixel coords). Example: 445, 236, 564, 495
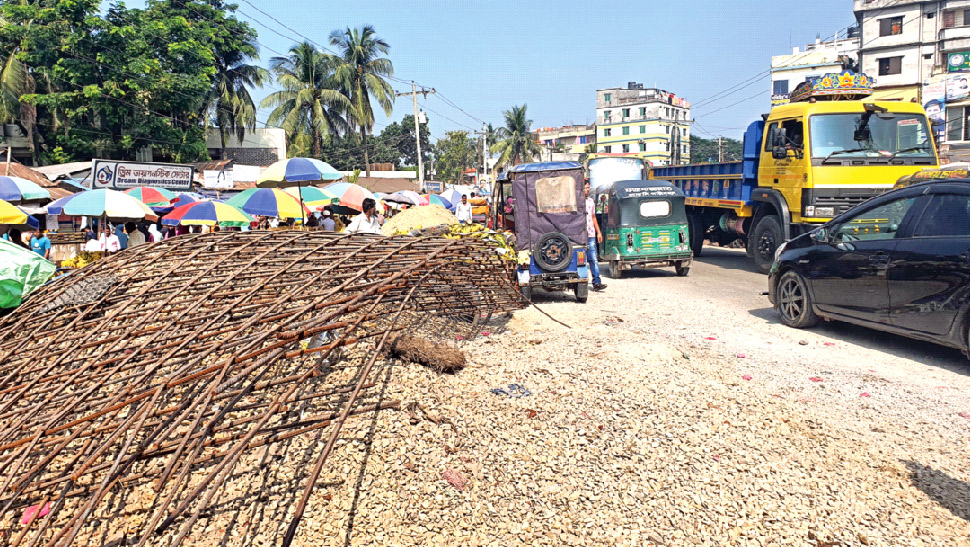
608, 260, 624, 279
675, 261, 690, 277
533, 232, 572, 272
574, 282, 588, 303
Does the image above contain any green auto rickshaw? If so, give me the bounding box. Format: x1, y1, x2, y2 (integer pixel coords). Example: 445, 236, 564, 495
597, 179, 693, 278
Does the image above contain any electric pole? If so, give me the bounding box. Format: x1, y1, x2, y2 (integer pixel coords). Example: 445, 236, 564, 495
395, 83, 435, 191
482, 122, 487, 187
717, 136, 724, 163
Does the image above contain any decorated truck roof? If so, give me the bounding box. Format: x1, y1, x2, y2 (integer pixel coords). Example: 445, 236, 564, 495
789, 71, 873, 102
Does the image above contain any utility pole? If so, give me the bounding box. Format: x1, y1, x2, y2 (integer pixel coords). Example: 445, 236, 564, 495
395, 83, 435, 192
717, 136, 724, 163
481, 122, 487, 187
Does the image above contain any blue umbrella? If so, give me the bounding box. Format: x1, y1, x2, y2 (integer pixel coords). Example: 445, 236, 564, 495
256, 158, 343, 186
0, 176, 50, 203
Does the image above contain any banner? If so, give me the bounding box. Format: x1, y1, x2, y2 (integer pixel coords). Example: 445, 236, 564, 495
91, 160, 194, 190
203, 170, 234, 189
946, 73, 969, 102
921, 75, 947, 140
947, 51, 969, 73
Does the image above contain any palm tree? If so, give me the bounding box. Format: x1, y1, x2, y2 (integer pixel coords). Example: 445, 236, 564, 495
261, 42, 350, 157
328, 25, 394, 177
491, 104, 542, 168
0, 27, 37, 163
205, 39, 269, 150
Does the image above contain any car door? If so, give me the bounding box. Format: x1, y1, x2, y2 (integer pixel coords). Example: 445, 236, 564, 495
808, 192, 924, 323
888, 187, 970, 336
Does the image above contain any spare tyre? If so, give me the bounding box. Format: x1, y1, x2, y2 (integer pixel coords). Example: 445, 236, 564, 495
533, 232, 572, 272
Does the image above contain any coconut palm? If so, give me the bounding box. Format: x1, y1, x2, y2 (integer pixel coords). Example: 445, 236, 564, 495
261, 42, 351, 157
491, 104, 542, 168
205, 38, 269, 149
328, 25, 394, 177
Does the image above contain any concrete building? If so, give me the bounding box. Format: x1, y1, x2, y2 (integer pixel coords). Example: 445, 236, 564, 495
205, 127, 287, 166
595, 83, 691, 166
770, 33, 861, 105
535, 124, 596, 154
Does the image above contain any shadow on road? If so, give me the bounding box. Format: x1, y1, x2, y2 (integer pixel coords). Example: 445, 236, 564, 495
902, 460, 970, 521
747, 306, 969, 373
694, 245, 762, 275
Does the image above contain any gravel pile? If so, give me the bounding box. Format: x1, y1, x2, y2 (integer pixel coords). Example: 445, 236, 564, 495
382, 204, 457, 236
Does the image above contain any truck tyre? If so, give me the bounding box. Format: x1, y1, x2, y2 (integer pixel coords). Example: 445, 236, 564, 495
532, 232, 572, 272
608, 260, 624, 279
574, 282, 588, 303
775, 270, 818, 328
751, 215, 783, 274
675, 261, 690, 277
519, 285, 532, 302
688, 214, 704, 258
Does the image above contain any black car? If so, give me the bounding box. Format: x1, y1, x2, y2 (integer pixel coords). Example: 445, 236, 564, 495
768, 179, 969, 353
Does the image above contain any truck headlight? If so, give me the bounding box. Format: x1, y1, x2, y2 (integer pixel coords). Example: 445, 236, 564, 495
806, 206, 835, 217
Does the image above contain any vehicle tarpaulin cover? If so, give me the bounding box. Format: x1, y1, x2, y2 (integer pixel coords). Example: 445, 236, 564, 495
0, 239, 56, 309
510, 166, 587, 251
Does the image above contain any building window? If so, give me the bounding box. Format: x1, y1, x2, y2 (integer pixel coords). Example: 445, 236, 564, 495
946, 106, 970, 141
604, 145, 612, 153
943, 9, 970, 28
639, 125, 646, 134
604, 93, 611, 102
622, 144, 630, 153
639, 107, 646, 117
877, 56, 903, 75
639, 143, 646, 152
604, 110, 611, 122
665, 141, 670, 152
579, 135, 588, 144
622, 108, 630, 118
664, 125, 670, 134
622, 126, 630, 135
879, 16, 903, 36
603, 128, 611, 137
772, 80, 789, 95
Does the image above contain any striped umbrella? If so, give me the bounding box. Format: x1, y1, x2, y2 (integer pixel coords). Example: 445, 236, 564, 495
0, 199, 39, 228
0, 176, 50, 203
439, 188, 463, 207
124, 186, 177, 212
170, 192, 205, 209
162, 201, 254, 227
283, 186, 339, 208
384, 190, 422, 207
256, 158, 343, 186
321, 182, 382, 213
47, 188, 155, 220
424, 194, 454, 210
225, 188, 308, 219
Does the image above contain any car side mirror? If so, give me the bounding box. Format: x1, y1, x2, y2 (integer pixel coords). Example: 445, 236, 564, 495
771, 146, 788, 160
812, 228, 827, 242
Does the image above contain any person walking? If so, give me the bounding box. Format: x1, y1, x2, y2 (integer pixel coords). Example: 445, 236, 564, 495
29, 229, 52, 260
584, 181, 606, 291
455, 194, 473, 224
345, 198, 382, 235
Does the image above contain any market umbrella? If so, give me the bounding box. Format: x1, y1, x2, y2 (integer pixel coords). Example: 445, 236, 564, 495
0, 199, 39, 228
46, 188, 156, 220
225, 188, 308, 220
384, 190, 422, 207
124, 187, 177, 209
439, 188, 463, 207
424, 194, 453, 210
256, 158, 343, 186
170, 192, 205, 209
283, 186, 339, 208
162, 201, 254, 227
321, 182, 382, 213
0, 176, 50, 203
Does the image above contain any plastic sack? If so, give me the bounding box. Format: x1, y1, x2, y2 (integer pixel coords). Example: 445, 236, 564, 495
0, 239, 56, 309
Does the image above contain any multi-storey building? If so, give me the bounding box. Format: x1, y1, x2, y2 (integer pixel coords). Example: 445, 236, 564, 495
535, 124, 596, 154
594, 83, 691, 166
770, 33, 861, 105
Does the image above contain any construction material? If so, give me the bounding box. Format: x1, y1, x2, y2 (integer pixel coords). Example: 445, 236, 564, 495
389, 335, 467, 373
0, 230, 523, 546
382, 204, 458, 236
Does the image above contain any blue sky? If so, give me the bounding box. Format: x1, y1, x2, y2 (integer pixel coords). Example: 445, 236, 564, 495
154, 0, 855, 141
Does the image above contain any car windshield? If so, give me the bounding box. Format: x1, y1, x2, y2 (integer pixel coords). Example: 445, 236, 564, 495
809, 113, 933, 159
588, 158, 646, 189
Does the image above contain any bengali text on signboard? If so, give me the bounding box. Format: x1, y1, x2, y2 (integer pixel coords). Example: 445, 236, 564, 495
91, 160, 194, 190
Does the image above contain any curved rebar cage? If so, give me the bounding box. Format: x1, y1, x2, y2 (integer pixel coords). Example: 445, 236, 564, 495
0, 231, 523, 546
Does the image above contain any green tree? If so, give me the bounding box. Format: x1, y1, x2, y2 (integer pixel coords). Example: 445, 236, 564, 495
689, 135, 743, 163
491, 104, 541, 168
433, 130, 477, 184
261, 42, 351, 157
328, 25, 394, 177
379, 114, 430, 167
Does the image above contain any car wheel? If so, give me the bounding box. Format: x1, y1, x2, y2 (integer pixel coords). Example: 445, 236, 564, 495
752, 215, 783, 274
775, 270, 818, 328
675, 261, 690, 277
608, 260, 624, 279
532, 232, 572, 271
574, 282, 588, 303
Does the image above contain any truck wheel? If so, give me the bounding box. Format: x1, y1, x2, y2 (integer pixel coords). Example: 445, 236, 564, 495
775, 270, 817, 328
608, 260, 624, 279
688, 214, 704, 257
751, 215, 783, 274
675, 261, 690, 277
519, 285, 532, 302
574, 282, 588, 303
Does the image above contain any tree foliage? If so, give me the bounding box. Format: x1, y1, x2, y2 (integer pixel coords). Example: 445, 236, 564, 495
433, 130, 478, 184
689, 135, 743, 163
491, 104, 541, 168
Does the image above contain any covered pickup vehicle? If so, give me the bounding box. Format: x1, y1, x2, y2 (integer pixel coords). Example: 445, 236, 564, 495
496, 162, 590, 303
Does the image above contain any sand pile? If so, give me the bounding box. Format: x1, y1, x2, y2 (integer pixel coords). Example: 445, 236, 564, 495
382, 204, 458, 236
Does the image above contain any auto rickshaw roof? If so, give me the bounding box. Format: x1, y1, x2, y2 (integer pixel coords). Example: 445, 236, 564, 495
607, 179, 684, 199
506, 161, 582, 173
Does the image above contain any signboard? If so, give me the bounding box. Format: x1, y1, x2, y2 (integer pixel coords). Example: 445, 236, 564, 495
91, 160, 194, 190
947, 52, 969, 73
203, 169, 234, 189
946, 73, 969, 102
423, 180, 443, 193
921, 75, 947, 140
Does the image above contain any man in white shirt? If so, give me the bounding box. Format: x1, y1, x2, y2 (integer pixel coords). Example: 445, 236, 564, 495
321, 210, 336, 232
99, 225, 121, 254
455, 194, 473, 224
345, 198, 382, 235
125, 222, 146, 247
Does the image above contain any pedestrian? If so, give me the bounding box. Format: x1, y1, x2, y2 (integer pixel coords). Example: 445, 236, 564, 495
455, 194, 473, 224
6, 228, 26, 249
269, 217, 280, 229
345, 198, 382, 235
584, 181, 606, 291
29, 229, 52, 260
115, 223, 129, 250
147, 224, 162, 242
320, 209, 336, 232
84, 227, 97, 243
125, 222, 146, 248
100, 225, 121, 255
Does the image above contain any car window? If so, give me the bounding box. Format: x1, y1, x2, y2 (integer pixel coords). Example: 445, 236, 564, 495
833, 196, 918, 242
913, 193, 970, 237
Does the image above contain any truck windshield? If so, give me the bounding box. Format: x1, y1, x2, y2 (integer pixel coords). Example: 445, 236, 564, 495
588, 157, 646, 189
809, 113, 933, 160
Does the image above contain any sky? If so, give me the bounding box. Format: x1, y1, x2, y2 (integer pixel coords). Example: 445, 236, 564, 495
144, 0, 855, 141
